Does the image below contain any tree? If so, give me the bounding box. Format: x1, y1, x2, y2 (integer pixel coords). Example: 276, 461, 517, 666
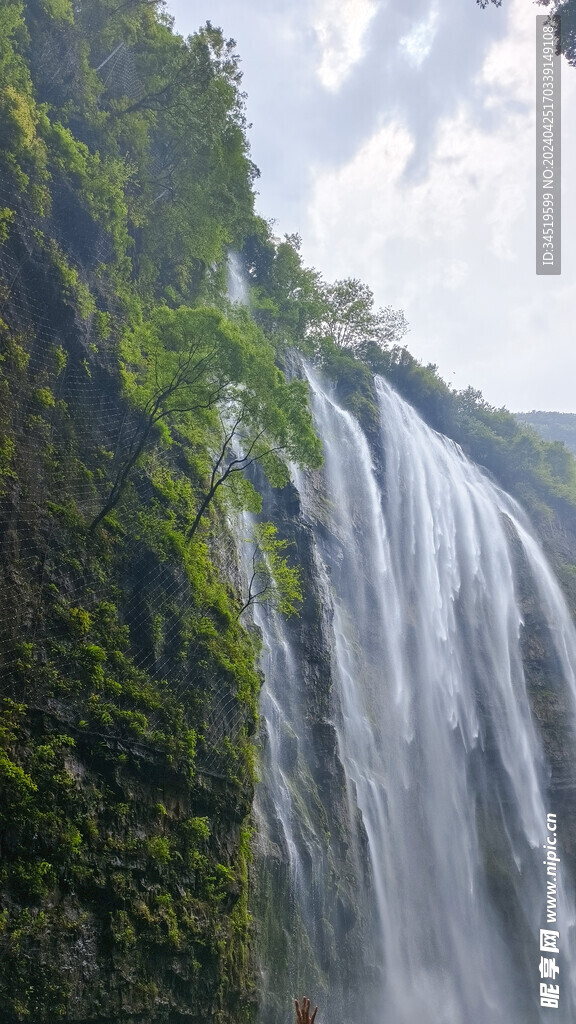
132, 25, 257, 298
238, 522, 302, 618
314, 277, 409, 356
536, 0, 576, 65
89, 305, 322, 535
249, 231, 325, 350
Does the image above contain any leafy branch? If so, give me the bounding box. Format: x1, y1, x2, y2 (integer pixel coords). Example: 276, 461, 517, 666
88, 305, 322, 538
88, 327, 233, 533
238, 522, 302, 618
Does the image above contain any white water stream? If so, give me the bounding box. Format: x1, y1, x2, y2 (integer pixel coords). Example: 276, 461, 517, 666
253, 368, 576, 1024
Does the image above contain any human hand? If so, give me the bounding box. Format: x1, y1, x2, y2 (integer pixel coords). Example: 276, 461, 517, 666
294, 996, 318, 1024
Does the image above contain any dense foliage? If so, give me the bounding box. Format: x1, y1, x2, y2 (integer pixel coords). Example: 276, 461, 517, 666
515, 411, 576, 457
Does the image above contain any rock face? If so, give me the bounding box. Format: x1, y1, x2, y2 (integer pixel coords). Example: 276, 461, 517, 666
507, 515, 576, 883
249, 472, 378, 1024
1, 703, 254, 1024
0, 215, 258, 1024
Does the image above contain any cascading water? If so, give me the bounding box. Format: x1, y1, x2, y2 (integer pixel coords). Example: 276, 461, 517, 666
227, 251, 250, 305
251, 367, 576, 1024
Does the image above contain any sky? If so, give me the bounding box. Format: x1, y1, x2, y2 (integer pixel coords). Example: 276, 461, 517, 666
164, 0, 576, 413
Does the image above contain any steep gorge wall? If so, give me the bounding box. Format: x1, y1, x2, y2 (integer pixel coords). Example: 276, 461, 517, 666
0, 3, 277, 1017
0, 201, 259, 1024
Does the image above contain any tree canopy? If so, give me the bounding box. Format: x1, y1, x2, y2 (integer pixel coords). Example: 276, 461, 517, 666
313, 277, 409, 357
90, 305, 322, 534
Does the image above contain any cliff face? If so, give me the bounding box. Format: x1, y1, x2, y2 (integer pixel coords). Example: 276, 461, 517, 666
1, 704, 254, 1024
0, 180, 260, 1024
0, 3, 288, 1018
249, 472, 378, 1024
509, 514, 576, 882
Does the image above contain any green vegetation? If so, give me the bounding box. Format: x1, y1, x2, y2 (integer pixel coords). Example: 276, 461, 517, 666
515, 411, 576, 457
239, 522, 303, 618
90, 303, 321, 534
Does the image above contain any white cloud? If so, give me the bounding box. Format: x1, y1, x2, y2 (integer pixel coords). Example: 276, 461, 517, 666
313, 0, 380, 92
301, 0, 576, 410
305, 0, 537, 277
399, 3, 439, 69
443, 259, 470, 290
477, 0, 532, 102
307, 94, 529, 270
488, 184, 527, 261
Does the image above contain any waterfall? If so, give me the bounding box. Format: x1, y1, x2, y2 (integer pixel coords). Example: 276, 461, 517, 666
252, 367, 576, 1024
226, 250, 250, 305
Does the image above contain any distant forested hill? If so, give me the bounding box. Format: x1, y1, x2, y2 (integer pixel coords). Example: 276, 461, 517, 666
515, 412, 576, 456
